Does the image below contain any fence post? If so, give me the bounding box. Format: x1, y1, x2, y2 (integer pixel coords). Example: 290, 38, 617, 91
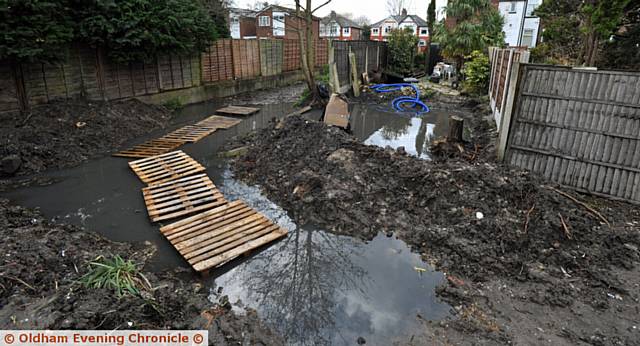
497, 61, 523, 161
349, 52, 360, 97
328, 40, 340, 93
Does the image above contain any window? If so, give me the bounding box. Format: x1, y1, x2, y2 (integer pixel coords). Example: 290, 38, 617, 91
420, 28, 428, 35
372, 28, 379, 34
509, 2, 517, 13
259, 16, 270, 26
329, 23, 339, 36
384, 26, 392, 34
526, 0, 540, 16
522, 28, 535, 47
343, 27, 350, 35
419, 39, 426, 46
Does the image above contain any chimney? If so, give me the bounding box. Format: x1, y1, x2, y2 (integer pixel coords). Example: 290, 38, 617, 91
330, 10, 336, 19
401, 8, 407, 16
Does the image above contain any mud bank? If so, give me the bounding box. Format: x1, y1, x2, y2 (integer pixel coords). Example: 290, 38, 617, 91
230, 99, 640, 344
0, 199, 283, 345
0, 100, 172, 177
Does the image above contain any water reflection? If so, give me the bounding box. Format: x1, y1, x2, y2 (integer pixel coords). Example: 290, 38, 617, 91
212, 170, 450, 346
349, 105, 450, 160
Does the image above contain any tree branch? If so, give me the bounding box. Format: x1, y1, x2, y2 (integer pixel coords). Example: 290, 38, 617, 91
312, 0, 332, 14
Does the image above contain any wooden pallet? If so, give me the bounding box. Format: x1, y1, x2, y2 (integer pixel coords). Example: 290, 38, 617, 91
142, 174, 226, 222
128, 151, 206, 185
113, 139, 186, 158
159, 200, 288, 272
197, 115, 242, 129
216, 105, 260, 116
162, 124, 219, 143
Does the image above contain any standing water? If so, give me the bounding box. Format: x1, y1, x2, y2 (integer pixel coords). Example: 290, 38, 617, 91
2, 100, 452, 344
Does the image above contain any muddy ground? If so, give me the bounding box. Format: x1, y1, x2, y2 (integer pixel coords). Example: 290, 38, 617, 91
0, 198, 283, 345
0, 99, 172, 178
229, 92, 640, 345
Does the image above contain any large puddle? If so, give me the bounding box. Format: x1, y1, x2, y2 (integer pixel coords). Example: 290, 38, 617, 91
1, 99, 452, 344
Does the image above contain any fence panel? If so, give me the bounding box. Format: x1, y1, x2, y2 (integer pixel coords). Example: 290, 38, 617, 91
315, 39, 328, 66
283, 40, 301, 71
201, 39, 234, 83
232, 40, 260, 79
504, 64, 640, 203
260, 40, 283, 77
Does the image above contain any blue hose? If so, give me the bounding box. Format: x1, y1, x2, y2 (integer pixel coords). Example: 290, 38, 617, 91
370, 83, 430, 114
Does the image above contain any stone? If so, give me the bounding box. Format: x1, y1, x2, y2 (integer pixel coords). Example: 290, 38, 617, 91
1, 155, 21, 175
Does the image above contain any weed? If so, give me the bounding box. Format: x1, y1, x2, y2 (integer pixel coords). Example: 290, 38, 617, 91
79, 255, 151, 298
162, 97, 184, 112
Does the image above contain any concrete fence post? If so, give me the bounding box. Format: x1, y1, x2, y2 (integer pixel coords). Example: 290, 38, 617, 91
497, 61, 523, 161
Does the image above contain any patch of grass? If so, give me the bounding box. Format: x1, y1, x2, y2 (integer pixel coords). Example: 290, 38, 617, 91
162, 97, 185, 112
295, 88, 311, 107
79, 255, 150, 298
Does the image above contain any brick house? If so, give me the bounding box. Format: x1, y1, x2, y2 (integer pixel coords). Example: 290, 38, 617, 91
255, 5, 320, 39
370, 9, 430, 51
320, 11, 362, 40
229, 8, 257, 39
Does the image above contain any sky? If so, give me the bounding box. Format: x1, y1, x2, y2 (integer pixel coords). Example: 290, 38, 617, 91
239, 0, 449, 24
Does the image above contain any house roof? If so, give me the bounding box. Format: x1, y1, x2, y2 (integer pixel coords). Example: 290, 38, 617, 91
256, 4, 320, 20
229, 7, 257, 18
321, 12, 362, 29
371, 13, 428, 28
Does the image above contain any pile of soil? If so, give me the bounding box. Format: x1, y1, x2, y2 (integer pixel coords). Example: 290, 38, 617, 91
230, 113, 640, 344
0, 199, 283, 345
0, 99, 172, 177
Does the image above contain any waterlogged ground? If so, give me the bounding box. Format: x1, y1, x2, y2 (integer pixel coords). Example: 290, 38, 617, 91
210, 170, 451, 345
1, 97, 455, 344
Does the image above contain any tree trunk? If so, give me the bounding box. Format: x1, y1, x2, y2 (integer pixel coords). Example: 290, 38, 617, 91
295, 0, 322, 106
448, 116, 464, 142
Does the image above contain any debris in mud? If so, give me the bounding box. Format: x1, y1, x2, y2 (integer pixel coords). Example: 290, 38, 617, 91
0, 199, 283, 345
0, 99, 172, 177
230, 112, 640, 344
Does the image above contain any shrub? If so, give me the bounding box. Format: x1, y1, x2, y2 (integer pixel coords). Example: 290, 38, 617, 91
462, 50, 490, 95
387, 28, 419, 75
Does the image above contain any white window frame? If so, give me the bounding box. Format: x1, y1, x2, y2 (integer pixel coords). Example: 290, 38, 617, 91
420, 28, 427, 35
522, 28, 535, 47
419, 39, 426, 46
343, 27, 350, 35
372, 28, 379, 34
259, 16, 270, 27
509, 2, 517, 13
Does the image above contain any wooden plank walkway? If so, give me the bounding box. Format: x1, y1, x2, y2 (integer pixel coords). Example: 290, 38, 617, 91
142, 174, 227, 222
113, 139, 185, 158
216, 105, 260, 116
159, 200, 288, 272
114, 116, 243, 158
128, 150, 206, 185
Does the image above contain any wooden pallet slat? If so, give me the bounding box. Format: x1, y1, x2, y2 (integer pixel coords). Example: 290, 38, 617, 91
159, 200, 288, 272
113, 138, 186, 158
128, 150, 205, 185
216, 105, 260, 116
141, 173, 226, 222
197, 115, 242, 129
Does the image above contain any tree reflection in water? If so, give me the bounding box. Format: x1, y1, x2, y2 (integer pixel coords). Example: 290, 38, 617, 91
216, 226, 370, 345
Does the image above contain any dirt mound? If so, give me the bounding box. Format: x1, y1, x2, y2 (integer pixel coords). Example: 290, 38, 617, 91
0, 199, 283, 345
0, 99, 172, 177
231, 115, 640, 344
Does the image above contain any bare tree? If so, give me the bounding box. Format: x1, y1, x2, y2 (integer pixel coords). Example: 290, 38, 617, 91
353, 15, 371, 26
291, 0, 332, 106
386, 0, 412, 16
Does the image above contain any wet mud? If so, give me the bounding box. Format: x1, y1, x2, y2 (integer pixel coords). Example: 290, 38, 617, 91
229, 95, 640, 345
0, 198, 283, 345
0, 99, 172, 177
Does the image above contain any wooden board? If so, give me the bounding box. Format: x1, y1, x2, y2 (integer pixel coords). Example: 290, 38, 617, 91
128, 151, 206, 185
113, 138, 185, 158
197, 115, 242, 129
142, 174, 227, 222
159, 200, 288, 272
324, 94, 349, 128
162, 125, 218, 143
216, 105, 260, 116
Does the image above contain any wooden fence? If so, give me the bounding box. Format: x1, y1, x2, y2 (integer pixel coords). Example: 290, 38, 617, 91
201, 38, 329, 83
488, 47, 530, 130
1, 46, 200, 113
330, 40, 388, 92
499, 63, 640, 203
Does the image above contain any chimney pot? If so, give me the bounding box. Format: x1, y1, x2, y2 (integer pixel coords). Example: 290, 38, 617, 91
401, 8, 407, 16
